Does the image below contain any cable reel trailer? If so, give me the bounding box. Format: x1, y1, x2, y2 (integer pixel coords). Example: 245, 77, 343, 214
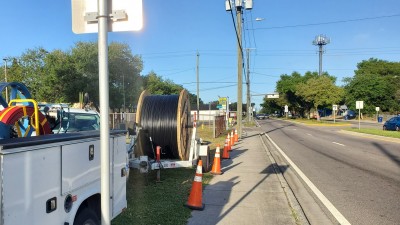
129, 90, 210, 173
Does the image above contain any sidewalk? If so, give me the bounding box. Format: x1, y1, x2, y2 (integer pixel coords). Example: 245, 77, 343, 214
187, 126, 301, 225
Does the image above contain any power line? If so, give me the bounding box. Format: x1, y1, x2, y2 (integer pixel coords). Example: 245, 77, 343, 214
249, 14, 400, 30
227, 0, 244, 60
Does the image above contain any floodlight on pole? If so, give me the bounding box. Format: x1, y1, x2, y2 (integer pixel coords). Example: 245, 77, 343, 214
312, 34, 330, 76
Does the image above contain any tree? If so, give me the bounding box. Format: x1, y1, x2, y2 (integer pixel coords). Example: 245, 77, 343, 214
270, 71, 336, 117
344, 58, 400, 114
296, 76, 344, 119
141, 71, 203, 107
71, 41, 143, 110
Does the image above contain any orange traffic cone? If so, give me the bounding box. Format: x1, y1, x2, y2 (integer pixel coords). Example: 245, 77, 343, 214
230, 130, 234, 146
222, 141, 230, 159
185, 160, 205, 210
211, 145, 223, 175
226, 135, 231, 151
234, 129, 238, 142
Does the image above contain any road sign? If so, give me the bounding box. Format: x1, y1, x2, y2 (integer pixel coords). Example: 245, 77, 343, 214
216, 104, 223, 109
218, 97, 227, 105
356, 101, 364, 109
266, 93, 279, 99
284, 105, 288, 113
375, 107, 380, 112
333, 105, 338, 111
71, 0, 143, 34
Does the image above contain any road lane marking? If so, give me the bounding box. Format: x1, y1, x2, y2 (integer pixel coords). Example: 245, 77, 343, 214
264, 133, 352, 225
307, 133, 312, 136
332, 142, 345, 146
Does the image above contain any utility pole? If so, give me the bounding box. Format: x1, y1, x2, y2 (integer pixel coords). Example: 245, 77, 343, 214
312, 34, 330, 76
226, 0, 253, 138
246, 48, 255, 122
196, 51, 200, 119
122, 74, 125, 111
236, 4, 243, 138
246, 49, 250, 122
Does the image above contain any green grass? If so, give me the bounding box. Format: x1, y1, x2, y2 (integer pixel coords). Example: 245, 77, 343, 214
344, 128, 400, 139
285, 118, 350, 126
196, 125, 233, 150
112, 126, 218, 225
112, 169, 213, 225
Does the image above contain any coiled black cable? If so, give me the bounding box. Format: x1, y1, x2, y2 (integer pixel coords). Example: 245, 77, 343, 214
140, 95, 180, 159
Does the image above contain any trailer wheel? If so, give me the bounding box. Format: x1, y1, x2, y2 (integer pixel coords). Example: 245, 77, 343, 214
74, 208, 100, 225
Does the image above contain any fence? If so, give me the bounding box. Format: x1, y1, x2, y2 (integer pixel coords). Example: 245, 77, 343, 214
109, 112, 136, 130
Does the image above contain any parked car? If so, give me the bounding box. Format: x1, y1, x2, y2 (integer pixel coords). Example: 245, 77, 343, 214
256, 113, 269, 120
343, 110, 356, 120
383, 116, 400, 131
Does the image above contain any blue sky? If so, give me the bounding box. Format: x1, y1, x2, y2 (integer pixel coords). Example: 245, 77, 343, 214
1, 0, 399, 110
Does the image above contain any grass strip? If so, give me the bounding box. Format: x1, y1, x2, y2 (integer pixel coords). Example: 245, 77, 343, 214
112, 168, 213, 225
344, 128, 400, 139
113, 125, 223, 225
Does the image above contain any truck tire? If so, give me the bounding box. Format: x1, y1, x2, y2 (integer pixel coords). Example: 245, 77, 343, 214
74, 208, 100, 225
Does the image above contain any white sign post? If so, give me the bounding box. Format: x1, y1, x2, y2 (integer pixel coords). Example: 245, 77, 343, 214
332, 104, 338, 123
284, 105, 288, 119
376, 107, 380, 122
71, 1, 143, 224
356, 101, 364, 130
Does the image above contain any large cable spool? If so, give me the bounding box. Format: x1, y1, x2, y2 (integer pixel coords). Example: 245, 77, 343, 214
135, 90, 192, 160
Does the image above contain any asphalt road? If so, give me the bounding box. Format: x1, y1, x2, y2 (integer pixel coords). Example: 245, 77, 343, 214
257, 119, 400, 225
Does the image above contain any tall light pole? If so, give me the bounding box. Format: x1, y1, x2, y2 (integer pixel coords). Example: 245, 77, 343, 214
312, 34, 330, 76
226, 0, 253, 139
3, 58, 8, 102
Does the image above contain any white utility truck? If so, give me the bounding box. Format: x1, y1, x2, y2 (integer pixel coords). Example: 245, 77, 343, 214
0, 130, 128, 225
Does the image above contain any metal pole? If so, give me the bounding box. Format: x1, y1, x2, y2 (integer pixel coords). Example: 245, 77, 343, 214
3, 59, 8, 102
236, 6, 243, 138
226, 96, 229, 130
319, 45, 323, 76
123, 74, 125, 111
196, 51, 200, 119
208, 102, 211, 129
246, 48, 250, 122
98, 0, 111, 224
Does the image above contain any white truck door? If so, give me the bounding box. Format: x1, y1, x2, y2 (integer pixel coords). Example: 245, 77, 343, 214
111, 135, 128, 218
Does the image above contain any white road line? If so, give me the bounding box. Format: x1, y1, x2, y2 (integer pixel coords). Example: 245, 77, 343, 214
264, 133, 352, 225
307, 133, 312, 136
332, 142, 345, 147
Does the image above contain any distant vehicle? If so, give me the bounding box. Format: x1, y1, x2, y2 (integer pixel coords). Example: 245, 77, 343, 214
52, 108, 100, 133
344, 110, 356, 120
383, 116, 400, 131
256, 113, 269, 119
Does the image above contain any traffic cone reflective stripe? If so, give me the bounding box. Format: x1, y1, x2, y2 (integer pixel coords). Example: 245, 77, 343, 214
211, 145, 223, 175
185, 160, 205, 210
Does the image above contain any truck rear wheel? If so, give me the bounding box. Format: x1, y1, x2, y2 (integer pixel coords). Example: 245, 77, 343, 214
74, 208, 100, 225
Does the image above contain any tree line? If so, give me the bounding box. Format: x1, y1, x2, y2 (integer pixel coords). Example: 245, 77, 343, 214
1, 41, 203, 111
261, 58, 400, 116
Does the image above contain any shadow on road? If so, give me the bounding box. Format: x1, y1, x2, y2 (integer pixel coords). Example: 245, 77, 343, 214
372, 142, 400, 168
